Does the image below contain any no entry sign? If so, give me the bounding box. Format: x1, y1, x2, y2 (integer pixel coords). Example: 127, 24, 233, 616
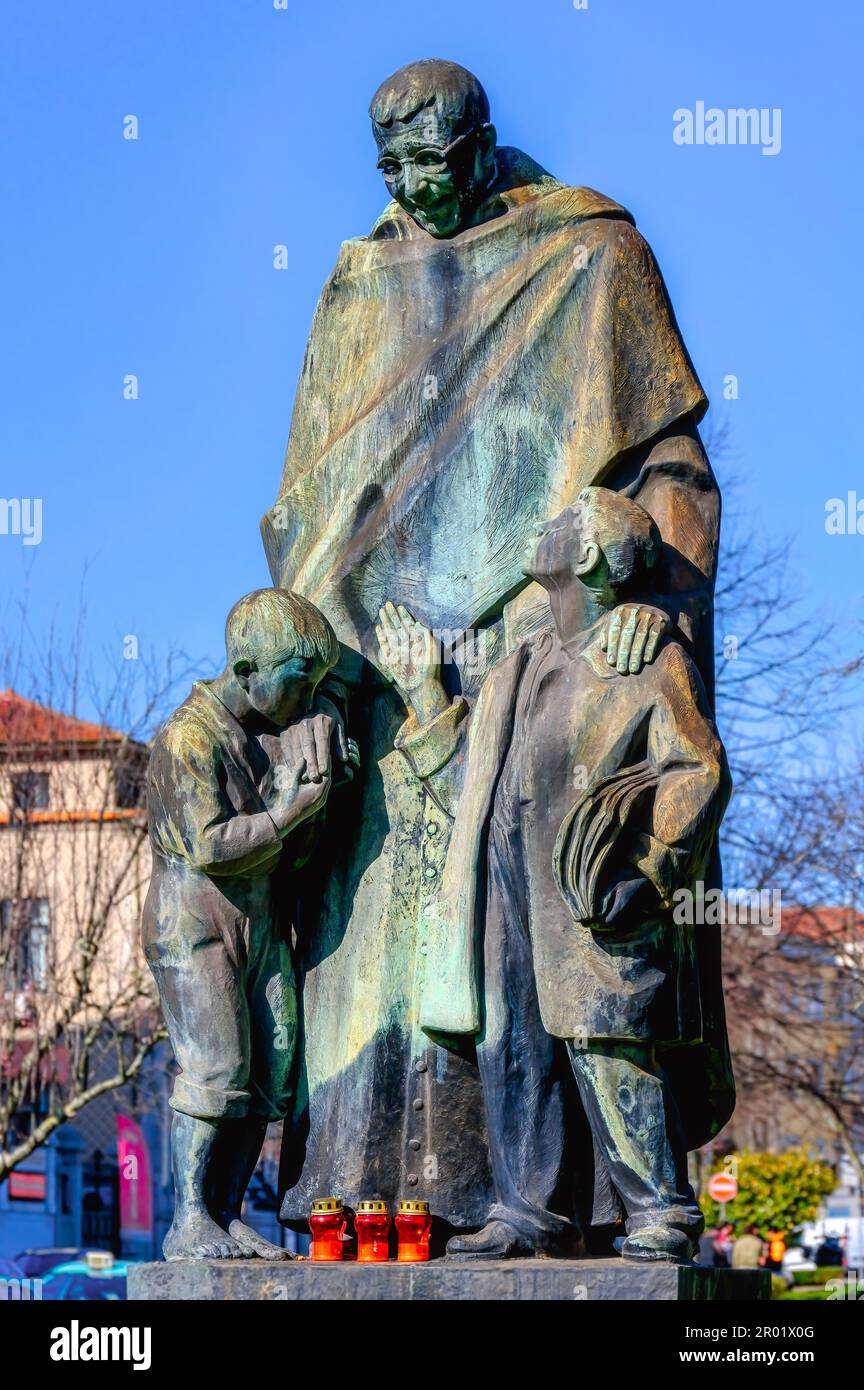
708, 1172, 739, 1203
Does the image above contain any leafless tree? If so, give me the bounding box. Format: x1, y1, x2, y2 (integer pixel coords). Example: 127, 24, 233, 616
0, 583, 199, 1178
707, 417, 864, 1180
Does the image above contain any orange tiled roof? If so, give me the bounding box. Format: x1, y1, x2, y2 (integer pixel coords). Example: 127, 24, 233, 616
0, 689, 124, 747
780, 906, 864, 940
0, 809, 142, 825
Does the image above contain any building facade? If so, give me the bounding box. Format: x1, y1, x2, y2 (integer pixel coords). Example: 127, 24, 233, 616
0, 689, 173, 1261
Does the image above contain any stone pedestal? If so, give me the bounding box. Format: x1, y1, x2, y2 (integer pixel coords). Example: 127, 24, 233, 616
128, 1257, 770, 1302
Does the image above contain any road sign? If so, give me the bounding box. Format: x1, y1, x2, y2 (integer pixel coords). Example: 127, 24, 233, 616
707, 1172, 738, 1203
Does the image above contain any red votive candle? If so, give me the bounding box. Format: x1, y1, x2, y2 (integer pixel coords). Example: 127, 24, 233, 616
309, 1197, 346, 1261
355, 1199, 391, 1262
395, 1199, 431, 1262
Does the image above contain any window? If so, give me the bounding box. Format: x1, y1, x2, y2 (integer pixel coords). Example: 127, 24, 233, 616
804, 980, 824, 1021
11, 772, 49, 812
113, 762, 145, 809
1, 898, 50, 990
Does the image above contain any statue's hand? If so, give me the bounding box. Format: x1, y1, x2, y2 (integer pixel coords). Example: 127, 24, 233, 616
271, 720, 333, 831
313, 693, 360, 780
376, 601, 448, 723
280, 713, 334, 785
600, 603, 670, 675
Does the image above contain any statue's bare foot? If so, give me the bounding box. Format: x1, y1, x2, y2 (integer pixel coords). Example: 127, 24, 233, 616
228, 1219, 295, 1259
163, 1211, 252, 1261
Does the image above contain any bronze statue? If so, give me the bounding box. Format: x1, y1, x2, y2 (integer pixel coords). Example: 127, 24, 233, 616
260, 58, 732, 1248
378, 488, 732, 1261
142, 589, 356, 1259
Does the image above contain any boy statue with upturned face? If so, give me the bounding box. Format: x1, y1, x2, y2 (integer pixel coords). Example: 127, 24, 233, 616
378, 489, 732, 1263
143, 588, 355, 1260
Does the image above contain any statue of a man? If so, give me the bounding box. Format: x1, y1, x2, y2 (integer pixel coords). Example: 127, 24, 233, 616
262, 59, 732, 1239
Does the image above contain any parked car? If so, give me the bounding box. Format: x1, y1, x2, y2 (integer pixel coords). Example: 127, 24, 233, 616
802, 1219, 863, 1270
37, 1252, 133, 1301
815, 1235, 846, 1268
14, 1247, 103, 1278
782, 1245, 815, 1280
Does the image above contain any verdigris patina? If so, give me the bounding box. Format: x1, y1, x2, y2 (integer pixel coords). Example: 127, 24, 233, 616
143, 589, 357, 1259
378, 488, 731, 1261
262, 58, 733, 1252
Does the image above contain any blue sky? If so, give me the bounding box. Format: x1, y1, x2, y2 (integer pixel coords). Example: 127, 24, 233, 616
1, 0, 861, 719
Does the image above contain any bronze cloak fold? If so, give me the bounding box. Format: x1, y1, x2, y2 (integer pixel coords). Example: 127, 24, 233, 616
262, 148, 706, 654
265, 152, 722, 1222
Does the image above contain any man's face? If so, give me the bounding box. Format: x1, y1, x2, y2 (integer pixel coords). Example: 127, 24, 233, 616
375, 108, 490, 238
522, 505, 587, 586
238, 651, 327, 728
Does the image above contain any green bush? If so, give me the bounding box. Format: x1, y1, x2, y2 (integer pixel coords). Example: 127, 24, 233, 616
791, 1266, 844, 1286
779, 1287, 832, 1301
700, 1149, 835, 1236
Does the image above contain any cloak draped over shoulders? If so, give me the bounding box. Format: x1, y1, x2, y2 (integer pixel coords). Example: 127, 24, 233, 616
261, 149, 707, 659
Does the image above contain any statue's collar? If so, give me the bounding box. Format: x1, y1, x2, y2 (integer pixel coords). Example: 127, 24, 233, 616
556, 613, 623, 678
368, 150, 633, 245
368, 146, 564, 242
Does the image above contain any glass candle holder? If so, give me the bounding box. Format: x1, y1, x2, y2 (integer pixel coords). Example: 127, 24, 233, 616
355, 1199, 391, 1263
395, 1199, 431, 1263
309, 1197, 346, 1261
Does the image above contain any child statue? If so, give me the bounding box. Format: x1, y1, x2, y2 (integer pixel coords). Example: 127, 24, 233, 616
377, 488, 733, 1262
143, 588, 355, 1260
